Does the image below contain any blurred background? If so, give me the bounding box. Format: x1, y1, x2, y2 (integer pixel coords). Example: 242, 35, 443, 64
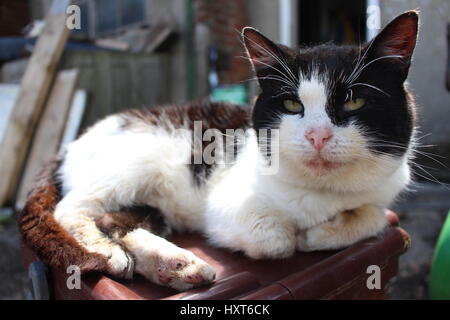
0, 0, 449, 299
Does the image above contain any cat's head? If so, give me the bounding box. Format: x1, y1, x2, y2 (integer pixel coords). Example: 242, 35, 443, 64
243, 11, 419, 190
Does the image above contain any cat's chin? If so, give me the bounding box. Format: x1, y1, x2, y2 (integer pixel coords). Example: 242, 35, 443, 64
303, 157, 343, 176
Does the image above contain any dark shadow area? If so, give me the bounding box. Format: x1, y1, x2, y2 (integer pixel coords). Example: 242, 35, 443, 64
299, 0, 366, 45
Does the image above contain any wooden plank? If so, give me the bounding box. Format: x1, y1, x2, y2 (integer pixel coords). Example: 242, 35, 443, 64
0, 0, 71, 205
16, 69, 79, 210
0, 84, 20, 144
59, 89, 87, 149
95, 39, 130, 51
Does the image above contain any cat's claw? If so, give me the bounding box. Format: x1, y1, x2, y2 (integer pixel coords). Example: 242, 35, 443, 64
106, 246, 135, 279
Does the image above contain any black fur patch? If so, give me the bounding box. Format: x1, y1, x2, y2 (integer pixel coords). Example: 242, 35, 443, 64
244, 12, 418, 158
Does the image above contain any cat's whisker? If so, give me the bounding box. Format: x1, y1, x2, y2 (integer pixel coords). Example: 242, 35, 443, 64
345, 37, 376, 85
409, 150, 448, 166
252, 75, 296, 88
369, 141, 445, 158
348, 82, 390, 97
370, 142, 435, 155
348, 55, 403, 85
241, 76, 297, 90
409, 163, 450, 190
364, 134, 427, 148
414, 132, 433, 141
237, 55, 298, 89
368, 142, 449, 172
271, 86, 297, 98
372, 142, 440, 154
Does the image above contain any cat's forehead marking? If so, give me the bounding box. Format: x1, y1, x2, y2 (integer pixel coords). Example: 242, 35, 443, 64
297, 72, 328, 110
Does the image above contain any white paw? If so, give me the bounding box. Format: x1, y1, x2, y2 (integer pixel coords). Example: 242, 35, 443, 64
137, 247, 216, 291
242, 227, 296, 259
297, 207, 389, 252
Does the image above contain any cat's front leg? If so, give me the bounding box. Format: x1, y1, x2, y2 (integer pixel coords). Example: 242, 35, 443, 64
55, 196, 135, 278
296, 205, 389, 252
206, 205, 296, 259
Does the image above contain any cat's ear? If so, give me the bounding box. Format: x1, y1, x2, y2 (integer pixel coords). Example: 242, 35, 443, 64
368, 10, 419, 75
242, 27, 287, 73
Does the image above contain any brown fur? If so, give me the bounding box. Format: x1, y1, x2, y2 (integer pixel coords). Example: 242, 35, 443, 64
120, 99, 251, 133
18, 158, 109, 273
96, 206, 171, 239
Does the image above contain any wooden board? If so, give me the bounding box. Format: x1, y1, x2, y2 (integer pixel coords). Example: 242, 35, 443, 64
59, 89, 87, 150
0, 0, 71, 205
0, 84, 20, 144
16, 69, 79, 210
20, 215, 408, 300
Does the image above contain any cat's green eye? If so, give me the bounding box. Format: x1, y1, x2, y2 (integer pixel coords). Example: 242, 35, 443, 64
344, 98, 366, 111
284, 100, 303, 113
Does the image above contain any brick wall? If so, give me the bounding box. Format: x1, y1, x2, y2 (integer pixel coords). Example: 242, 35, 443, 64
194, 0, 251, 85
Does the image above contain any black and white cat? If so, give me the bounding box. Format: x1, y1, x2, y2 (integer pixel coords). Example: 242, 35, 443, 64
53, 11, 418, 291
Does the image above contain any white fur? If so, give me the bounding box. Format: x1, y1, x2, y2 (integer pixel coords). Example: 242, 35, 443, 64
57, 115, 207, 232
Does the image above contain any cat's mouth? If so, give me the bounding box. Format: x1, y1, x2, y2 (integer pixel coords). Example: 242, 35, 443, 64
304, 157, 342, 175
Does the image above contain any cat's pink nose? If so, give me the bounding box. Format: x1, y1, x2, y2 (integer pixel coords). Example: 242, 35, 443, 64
306, 127, 333, 151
